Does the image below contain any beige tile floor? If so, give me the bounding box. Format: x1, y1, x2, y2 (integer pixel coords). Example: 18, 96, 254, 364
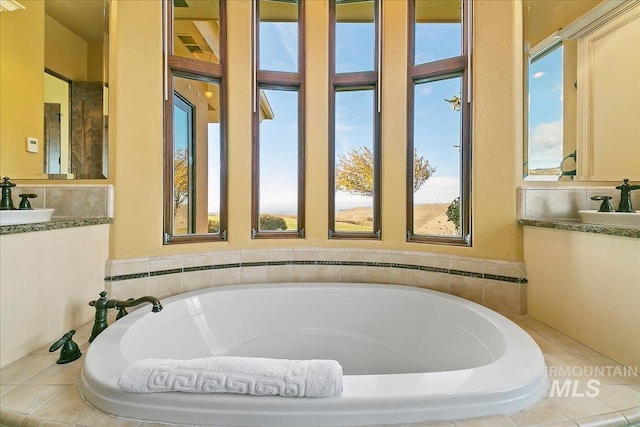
1, 315, 639, 427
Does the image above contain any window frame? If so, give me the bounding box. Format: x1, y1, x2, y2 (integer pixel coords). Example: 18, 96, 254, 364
251, 0, 306, 239
163, 0, 228, 244
328, 0, 382, 240
406, 0, 472, 246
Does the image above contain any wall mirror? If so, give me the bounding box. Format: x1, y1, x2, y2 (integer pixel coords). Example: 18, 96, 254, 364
523, 0, 639, 182
1, 0, 109, 180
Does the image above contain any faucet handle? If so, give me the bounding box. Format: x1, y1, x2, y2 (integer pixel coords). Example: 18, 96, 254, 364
18, 193, 37, 210
115, 298, 135, 320
0, 177, 16, 188
89, 291, 110, 308
591, 195, 614, 212
49, 330, 82, 364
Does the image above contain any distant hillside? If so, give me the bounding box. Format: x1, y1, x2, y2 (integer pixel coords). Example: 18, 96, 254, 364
196, 203, 458, 235
334, 203, 456, 235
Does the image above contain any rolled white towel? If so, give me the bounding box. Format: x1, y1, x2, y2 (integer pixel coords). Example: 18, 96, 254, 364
117, 356, 343, 398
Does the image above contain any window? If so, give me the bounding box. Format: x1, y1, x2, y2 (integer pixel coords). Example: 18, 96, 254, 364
163, 0, 227, 243
407, 0, 471, 245
251, 0, 305, 238
329, 0, 381, 239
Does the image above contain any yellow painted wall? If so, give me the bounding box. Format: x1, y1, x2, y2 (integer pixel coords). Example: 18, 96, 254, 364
110, 0, 524, 261
525, 0, 602, 46
44, 73, 70, 173
44, 14, 87, 81
0, 2, 46, 179
87, 42, 104, 82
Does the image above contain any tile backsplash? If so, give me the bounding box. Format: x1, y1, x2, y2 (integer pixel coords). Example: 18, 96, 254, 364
11, 184, 114, 218
518, 185, 640, 220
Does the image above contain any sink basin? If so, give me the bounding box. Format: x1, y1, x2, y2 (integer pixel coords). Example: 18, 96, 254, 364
0, 208, 55, 226
578, 210, 640, 228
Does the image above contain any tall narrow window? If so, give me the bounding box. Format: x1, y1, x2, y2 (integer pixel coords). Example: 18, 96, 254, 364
329, 0, 381, 239
164, 0, 227, 243
407, 0, 471, 245
252, 0, 305, 238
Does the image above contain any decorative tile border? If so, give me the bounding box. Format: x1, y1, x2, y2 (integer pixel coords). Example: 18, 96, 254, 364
105, 258, 527, 284
104, 249, 528, 314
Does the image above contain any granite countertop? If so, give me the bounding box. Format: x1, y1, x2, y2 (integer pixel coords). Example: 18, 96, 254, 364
519, 218, 640, 239
0, 217, 113, 235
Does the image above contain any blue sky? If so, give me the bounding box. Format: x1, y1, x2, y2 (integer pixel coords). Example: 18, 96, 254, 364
527, 45, 563, 170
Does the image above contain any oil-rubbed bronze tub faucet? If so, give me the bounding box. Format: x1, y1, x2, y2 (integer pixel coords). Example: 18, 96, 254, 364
88, 291, 163, 342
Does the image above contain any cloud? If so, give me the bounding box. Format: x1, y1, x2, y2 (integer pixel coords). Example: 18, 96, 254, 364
529, 120, 563, 168
274, 22, 298, 69
413, 176, 460, 204
532, 71, 545, 79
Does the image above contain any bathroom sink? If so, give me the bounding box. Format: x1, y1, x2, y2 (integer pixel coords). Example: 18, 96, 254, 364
578, 210, 640, 228
0, 208, 55, 226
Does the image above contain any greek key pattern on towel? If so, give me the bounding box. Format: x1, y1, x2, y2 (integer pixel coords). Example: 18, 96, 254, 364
145, 360, 308, 396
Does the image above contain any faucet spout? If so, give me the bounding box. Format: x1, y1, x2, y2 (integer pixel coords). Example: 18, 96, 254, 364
88, 291, 162, 342
114, 296, 163, 312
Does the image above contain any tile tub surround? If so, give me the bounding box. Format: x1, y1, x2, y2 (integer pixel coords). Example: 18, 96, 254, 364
104, 249, 528, 315
1, 315, 639, 427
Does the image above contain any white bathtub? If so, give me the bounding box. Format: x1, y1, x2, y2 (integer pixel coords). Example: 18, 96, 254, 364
80, 283, 548, 426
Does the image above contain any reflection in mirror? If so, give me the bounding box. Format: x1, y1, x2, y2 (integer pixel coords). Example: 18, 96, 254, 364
172, 76, 221, 236
0, 0, 109, 180
44, 71, 70, 175
44, 0, 109, 179
524, 0, 639, 181
167, 0, 224, 240
173, 0, 220, 64
526, 41, 567, 181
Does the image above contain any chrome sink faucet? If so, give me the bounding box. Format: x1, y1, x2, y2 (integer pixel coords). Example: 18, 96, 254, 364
616, 178, 640, 213
88, 291, 163, 342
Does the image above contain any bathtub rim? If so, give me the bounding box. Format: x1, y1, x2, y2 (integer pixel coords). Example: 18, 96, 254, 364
80, 282, 549, 426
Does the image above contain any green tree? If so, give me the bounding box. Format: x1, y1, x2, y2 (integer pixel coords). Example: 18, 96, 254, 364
446, 197, 460, 232
174, 148, 189, 214
336, 147, 436, 196
444, 95, 461, 112
443, 95, 461, 232
259, 214, 287, 231
208, 218, 220, 233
